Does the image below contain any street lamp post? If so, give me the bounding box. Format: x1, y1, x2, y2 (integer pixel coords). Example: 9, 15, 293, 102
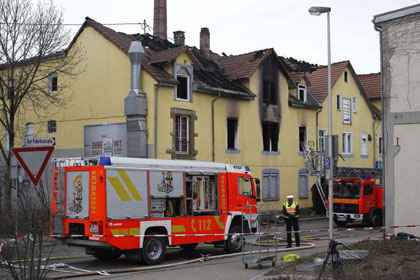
309, 6, 333, 241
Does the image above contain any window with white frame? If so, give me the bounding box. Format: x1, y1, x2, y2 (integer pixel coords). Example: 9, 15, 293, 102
351, 97, 357, 113
361, 133, 368, 157
175, 115, 190, 153
342, 132, 352, 155
48, 72, 58, 93
319, 129, 327, 153
298, 84, 307, 103
176, 75, 190, 101
342, 97, 352, 124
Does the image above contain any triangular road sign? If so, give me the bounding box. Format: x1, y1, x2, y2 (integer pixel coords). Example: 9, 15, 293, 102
13, 146, 54, 186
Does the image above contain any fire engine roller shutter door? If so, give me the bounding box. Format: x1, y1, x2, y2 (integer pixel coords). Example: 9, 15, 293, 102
106, 168, 148, 219
66, 171, 89, 218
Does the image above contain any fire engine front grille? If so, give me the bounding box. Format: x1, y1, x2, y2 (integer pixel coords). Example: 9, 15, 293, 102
69, 223, 85, 236
333, 204, 359, 214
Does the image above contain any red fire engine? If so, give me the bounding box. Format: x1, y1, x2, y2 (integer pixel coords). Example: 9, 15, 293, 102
51, 157, 259, 264
333, 177, 384, 227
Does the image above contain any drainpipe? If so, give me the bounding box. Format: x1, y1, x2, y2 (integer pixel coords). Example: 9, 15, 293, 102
372, 119, 376, 166
375, 23, 386, 238
154, 84, 159, 158
315, 108, 322, 151
211, 92, 222, 162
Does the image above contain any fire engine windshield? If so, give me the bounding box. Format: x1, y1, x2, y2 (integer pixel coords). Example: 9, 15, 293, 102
333, 182, 361, 199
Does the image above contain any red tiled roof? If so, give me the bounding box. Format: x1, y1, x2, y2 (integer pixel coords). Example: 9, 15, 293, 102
358, 73, 381, 100
308, 61, 349, 104
217, 49, 274, 80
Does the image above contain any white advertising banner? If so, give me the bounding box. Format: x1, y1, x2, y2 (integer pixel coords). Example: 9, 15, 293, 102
150, 171, 184, 198
66, 171, 89, 218
106, 168, 148, 219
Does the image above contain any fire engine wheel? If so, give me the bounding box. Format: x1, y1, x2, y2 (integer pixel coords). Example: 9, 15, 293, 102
142, 237, 167, 265
370, 210, 383, 227
225, 225, 244, 253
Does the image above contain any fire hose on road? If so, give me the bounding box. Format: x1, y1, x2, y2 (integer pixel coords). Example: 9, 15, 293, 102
46, 242, 316, 279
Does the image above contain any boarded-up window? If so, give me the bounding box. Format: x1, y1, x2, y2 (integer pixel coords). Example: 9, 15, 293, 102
262, 169, 280, 201
298, 169, 309, 198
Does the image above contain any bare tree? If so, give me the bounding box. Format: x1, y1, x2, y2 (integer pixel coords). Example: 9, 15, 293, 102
0, 0, 80, 211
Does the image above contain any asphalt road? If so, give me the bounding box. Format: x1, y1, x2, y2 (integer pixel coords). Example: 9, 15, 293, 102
39, 219, 383, 280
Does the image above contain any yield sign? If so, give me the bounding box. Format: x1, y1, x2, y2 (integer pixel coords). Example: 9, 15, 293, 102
13, 146, 54, 186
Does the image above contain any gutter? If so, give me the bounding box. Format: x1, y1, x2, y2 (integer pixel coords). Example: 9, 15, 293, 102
154, 84, 160, 158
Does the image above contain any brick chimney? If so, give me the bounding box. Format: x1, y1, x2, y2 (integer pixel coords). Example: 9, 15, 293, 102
153, 0, 167, 40
200, 27, 210, 55
174, 31, 185, 46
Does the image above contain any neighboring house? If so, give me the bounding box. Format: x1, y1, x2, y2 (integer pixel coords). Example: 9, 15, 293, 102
308, 61, 379, 170
374, 3, 420, 236
359, 73, 382, 168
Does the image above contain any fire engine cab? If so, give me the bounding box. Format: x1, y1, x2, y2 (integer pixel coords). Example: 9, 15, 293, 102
51, 157, 259, 264
333, 177, 383, 227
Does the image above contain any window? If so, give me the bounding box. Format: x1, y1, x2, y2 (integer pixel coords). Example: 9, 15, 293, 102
342, 133, 352, 154
175, 115, 190, 153
336, 95, 341, 111
262, 122, 279, 152
342, 97, 352, 124
298, 169, 309, 198
176, 75, 190, 100
379, 137, 383, 155
361, 133, 368, 157
351, 97, 357, 113
298, 84, 307, 102
7, 79, 15, 99
262, 169, 279, 201
47, 120, 57, 133
227, 118, 238, 150
344, 71, 348, 83
363, 185, 373, 196
299, 126, 307, 153
2, 132, 9, 152
238, 176, 252, 196
48, 72, 58, 92
263, 80, 277, 105
319, 130, 327, 153
192, 176, 217, 212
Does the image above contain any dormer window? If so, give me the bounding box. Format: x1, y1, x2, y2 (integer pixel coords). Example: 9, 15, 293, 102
176, 75, 190, 101
298, 84, 307, 103
175, 64, 193, 102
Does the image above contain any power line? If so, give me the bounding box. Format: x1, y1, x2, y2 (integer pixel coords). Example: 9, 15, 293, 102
0, 21, 149, 27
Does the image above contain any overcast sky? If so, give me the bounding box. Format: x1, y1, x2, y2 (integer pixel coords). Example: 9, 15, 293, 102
53, 0, 420, 74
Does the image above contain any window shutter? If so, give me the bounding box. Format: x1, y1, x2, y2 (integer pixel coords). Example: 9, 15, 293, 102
298, 169, 309, 198
262, 169, 280, 201
336, 95, 341, 110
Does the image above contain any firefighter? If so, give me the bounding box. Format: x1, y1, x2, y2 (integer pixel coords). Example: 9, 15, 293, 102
283, 195, 300, 248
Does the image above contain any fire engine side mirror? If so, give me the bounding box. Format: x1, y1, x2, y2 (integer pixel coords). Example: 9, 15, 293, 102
255, 178, 261, 202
